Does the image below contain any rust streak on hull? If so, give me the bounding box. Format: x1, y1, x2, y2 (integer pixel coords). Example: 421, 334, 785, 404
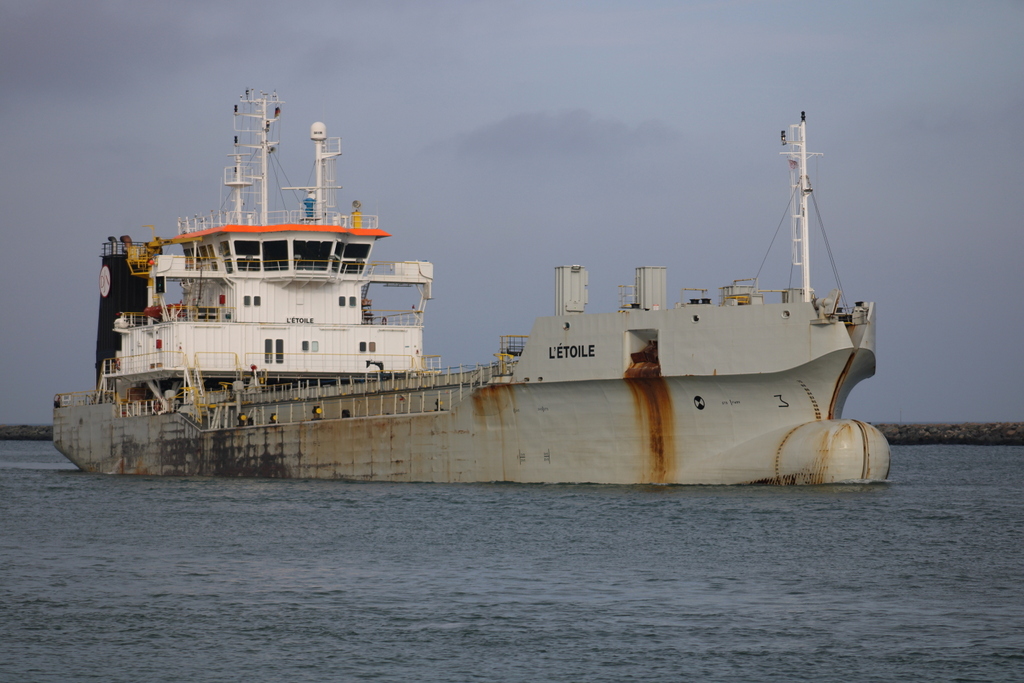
625, 378, 676, 483
827, 350, 857, 419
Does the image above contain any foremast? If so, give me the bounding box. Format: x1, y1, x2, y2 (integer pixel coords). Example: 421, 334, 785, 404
781, 112, 821, 304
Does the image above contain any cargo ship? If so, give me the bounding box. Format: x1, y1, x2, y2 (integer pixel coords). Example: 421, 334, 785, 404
53, 91, 889, 484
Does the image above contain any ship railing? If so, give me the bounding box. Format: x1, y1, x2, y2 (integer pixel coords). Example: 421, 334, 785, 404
200, 360, 501, 428
54, 390, 117, 408
241, 352, 428, 375
101, 350, 439, 380
498, 335, 528, 357
366, 261, 432, 279
360, 310, 423, 326
118, 305, 236, 325
103, 351, 188, 377
200, 361, 499, 420
177, 211, 378, 234
154, 254, 226, 274
116, 312, 151, 327
213, 388, 460, 429
118, 399, 165, 418
194, 352, 242, 372
94, 357, 505, 424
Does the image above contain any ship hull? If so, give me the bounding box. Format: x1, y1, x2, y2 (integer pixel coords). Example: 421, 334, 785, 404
54, 351, 889, 485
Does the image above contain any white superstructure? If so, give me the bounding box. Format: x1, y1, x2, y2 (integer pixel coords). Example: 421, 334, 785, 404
97, 90, 433, 408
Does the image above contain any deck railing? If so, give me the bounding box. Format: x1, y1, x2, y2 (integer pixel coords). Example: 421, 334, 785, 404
61, 359, 511, 428
177, 211, 378, 234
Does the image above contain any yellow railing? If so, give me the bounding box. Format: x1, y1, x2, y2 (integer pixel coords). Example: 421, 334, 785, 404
195, 352, 242, 373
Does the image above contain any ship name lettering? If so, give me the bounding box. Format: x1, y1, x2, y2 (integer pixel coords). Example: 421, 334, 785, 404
548, 344, 595, 359
286, 317, 315, 324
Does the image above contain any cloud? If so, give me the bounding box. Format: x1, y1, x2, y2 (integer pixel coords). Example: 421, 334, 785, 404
452, 110, 681, 161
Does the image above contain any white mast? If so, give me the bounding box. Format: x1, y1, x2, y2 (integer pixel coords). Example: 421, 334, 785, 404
284, 123, 343, 224
230, 89, 283, 225
781, 112, 821, 303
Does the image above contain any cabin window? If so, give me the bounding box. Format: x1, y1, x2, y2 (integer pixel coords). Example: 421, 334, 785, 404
263, 240, 289, 271
275, 339, 284, 364
219, 241, 233, 273
369, 341, 376, 352
311, 341, 318, 352
253, 296, 261, 306
235, 240, 261, 271
359, 342, 366, 352
302, 341, 309, 352
349, 296, 357, 307
244, 295, 251, 306
339, 296, 346, 307
293, 240, 333, 271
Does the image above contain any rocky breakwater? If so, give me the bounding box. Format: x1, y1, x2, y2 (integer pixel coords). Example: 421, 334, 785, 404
0, 425, 53, 440
874, 423, 1023, 446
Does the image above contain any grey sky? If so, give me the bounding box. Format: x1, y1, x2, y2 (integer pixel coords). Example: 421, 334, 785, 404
1, 0, 1021, 424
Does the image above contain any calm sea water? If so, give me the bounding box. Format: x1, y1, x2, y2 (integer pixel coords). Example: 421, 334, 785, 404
2, 441, 1022, 682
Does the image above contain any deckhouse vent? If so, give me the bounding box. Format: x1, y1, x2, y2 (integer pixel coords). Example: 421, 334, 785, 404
555, 265, 588, 315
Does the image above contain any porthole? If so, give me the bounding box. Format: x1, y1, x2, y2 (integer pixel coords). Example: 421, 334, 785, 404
691, 314, 700, 323
781, 310, 791, 319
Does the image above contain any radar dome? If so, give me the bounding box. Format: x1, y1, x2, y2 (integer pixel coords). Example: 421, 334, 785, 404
310, 122, 327, 141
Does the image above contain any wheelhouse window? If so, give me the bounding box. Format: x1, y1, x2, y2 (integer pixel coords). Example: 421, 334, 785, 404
331, 242, 343, 272
198, 244, 218, 270
234, 240, 261, 271
294, 240, 333, 271
219, 241, 233, 273
263, 240, 289, 271
342, 242, 371, 274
